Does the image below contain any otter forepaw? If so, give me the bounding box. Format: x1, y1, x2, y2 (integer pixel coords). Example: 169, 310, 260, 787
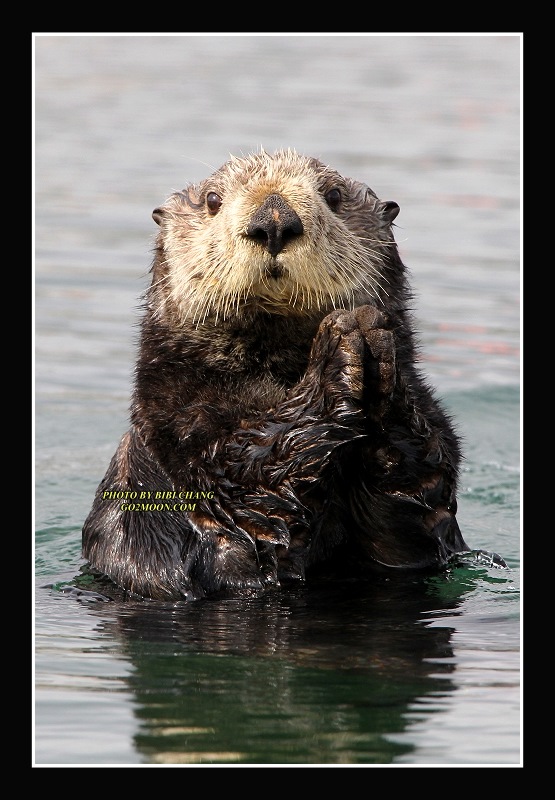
212, 533, 279, 591
314, 309, 366, 403
318, 306, 396, 401
354, 305, 396, 398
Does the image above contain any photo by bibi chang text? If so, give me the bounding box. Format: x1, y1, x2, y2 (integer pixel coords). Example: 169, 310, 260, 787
101, 489, 215, 513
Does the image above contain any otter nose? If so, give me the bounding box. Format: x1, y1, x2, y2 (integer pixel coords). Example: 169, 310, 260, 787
246, 194, 304, 257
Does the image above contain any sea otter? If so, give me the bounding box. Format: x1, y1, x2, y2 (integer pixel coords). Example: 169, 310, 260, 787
82, 148, 469, 600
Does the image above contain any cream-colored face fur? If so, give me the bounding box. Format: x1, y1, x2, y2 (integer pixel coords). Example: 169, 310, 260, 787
153, 149, 390, 326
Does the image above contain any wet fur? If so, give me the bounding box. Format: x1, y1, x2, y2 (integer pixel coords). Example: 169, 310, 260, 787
82, 148, 468, 600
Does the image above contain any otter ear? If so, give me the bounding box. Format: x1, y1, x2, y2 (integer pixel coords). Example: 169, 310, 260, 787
152, 206, 166, 226
378, 200, 400, 224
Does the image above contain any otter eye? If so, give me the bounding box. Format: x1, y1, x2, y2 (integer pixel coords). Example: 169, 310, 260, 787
324, 187, 342, 212
206, 192, 222, 214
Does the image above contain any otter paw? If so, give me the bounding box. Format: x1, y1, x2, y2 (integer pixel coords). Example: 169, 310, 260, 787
314, 310, 366, 403
354, 305, 396, 397
213, 534, 278, 591
364, 328, 396, 396
323, 308, 360, 335
353, 304, 390, 332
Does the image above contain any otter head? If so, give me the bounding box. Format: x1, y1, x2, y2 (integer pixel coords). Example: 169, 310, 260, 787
151, 148, 401, 326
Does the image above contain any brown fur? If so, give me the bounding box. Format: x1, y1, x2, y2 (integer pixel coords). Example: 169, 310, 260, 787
82, 148, 469, 600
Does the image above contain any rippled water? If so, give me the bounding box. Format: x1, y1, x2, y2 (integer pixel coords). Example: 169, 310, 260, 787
34, 34, 521, 766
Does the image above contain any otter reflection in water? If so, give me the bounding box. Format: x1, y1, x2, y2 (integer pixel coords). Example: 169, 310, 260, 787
83, 148, 471, 601
81, 573, 470, 764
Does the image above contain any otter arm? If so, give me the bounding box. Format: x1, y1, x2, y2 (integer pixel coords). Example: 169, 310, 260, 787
152, 304, 467, 575
83, 306, 467, 598
82, 314, 367, 598
330, 305, 469, 570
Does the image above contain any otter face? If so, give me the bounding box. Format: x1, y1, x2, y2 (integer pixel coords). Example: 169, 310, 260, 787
152, 149, 400, 326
